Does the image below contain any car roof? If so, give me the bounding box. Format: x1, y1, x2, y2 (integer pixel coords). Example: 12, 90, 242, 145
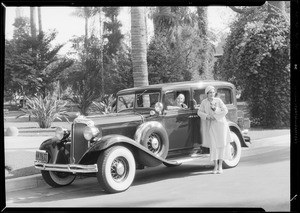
117, 80, 234, 95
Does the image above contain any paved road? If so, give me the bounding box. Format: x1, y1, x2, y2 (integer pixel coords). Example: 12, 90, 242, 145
5, 135, 290, 211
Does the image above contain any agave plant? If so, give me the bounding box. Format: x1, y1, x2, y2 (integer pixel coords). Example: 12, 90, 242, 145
92, 94, 116, 115
16, 95, 69, 128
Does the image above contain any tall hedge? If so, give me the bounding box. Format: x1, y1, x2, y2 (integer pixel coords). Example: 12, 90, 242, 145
214, 6, 290, 128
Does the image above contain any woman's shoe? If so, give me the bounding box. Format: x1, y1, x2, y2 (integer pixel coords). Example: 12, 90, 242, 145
212, 168, 218, 174
217, 169, 223, 174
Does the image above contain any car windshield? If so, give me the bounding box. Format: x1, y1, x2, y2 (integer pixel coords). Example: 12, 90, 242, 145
117, 91, 160, 112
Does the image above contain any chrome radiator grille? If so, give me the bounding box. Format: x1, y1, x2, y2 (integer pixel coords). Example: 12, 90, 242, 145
71, 123, 88, 164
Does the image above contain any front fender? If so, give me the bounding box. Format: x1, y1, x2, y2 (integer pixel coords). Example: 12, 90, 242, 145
78, 134, 179, 167
39, 137, 70, 164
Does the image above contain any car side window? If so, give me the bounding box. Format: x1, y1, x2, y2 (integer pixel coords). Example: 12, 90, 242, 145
216, 88, 233, 104
193, 89, 205, 107
117, 94, 134, 112
136, 92, 160, 108
165, 91, 190, 110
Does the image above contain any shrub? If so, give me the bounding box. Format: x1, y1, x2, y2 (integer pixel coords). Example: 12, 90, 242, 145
16, 95, 69, 128
214, 7, 290, 128
5, 126, 19, 136
91, 94, 116, 114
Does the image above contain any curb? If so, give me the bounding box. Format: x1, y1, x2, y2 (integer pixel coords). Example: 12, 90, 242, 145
6, 174, 46, 193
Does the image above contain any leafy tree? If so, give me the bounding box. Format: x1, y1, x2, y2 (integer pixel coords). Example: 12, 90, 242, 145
4, 17, 73, 99
60, 35, 103, 115
147, 31, 192, 84
102, 7, 133, 92
148, 7, 216, 83
214, 2, 290, 127
61, 7, 132, 115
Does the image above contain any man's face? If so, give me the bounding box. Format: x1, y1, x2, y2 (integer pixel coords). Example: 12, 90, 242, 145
176, 94, 185, 104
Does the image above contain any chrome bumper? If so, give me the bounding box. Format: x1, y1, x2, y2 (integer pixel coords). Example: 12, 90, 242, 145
34, 161, 98, 173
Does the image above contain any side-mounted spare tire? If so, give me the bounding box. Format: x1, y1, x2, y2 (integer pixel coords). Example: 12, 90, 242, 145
135, 121, 169, 167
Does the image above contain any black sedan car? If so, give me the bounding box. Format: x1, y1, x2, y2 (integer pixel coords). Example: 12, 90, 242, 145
35, 80, 250, 193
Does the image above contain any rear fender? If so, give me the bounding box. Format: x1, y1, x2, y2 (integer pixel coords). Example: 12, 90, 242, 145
228, 121, 248, 147
79, 134, 179, 167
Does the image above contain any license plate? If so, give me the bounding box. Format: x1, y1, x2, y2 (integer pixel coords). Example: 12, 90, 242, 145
36, 150, 48, 163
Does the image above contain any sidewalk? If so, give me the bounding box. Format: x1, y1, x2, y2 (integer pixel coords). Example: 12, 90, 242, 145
4, 128, 290, 192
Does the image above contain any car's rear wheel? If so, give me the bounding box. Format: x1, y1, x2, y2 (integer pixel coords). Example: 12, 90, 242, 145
97, 146, 136, 193
41, 170, 76, 187
223, 131, 242, 168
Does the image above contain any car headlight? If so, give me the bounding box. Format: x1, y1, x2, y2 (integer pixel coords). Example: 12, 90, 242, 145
83, 126, 100, 141
55, 127, 69, 140
154, 102, 163, 113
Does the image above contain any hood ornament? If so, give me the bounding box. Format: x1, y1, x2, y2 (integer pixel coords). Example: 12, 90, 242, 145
74, 114, 95, 126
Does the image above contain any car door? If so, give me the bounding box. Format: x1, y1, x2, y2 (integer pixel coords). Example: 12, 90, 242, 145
215, 87, 237, 123
162, 90, 194, 153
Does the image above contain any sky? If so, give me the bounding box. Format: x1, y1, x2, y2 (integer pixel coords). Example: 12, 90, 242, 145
5, 6, 235, 53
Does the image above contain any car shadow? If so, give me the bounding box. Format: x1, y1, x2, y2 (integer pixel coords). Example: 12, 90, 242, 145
6, 164, 215, 205
133, 164, 213, 186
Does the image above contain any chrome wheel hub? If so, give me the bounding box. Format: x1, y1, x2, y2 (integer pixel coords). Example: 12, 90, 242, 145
116, 162, 125, 176
151, 138, 159, 149
147, 133, 161, 153
111, 157, 128, 181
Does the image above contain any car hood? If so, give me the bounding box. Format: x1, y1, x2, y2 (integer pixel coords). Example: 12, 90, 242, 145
83, 112, 146, 126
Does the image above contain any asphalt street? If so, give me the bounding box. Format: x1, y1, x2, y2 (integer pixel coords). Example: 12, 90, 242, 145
5, 134, 291, 211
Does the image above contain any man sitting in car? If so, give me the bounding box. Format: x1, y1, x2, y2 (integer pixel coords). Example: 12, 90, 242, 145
176, 93, 188, 109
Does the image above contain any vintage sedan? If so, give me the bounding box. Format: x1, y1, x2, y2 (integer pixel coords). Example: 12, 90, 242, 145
34, 80, 250, 193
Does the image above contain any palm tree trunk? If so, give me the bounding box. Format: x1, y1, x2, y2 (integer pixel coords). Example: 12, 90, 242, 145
98, 8, 105, 96
197, 7, 213, 80
131, 7, 149, 87
38, 7, 42, 35
30, 7, 37, 38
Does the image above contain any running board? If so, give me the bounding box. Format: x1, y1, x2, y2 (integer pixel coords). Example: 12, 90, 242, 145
165, 154, 210, 164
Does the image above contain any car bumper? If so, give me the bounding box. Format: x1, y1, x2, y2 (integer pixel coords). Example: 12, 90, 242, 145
34, 161, 98, 173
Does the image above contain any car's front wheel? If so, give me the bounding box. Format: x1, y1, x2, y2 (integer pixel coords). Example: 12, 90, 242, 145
223, 131, 242, 168
97, 146, 136, 193
41, 171, 76, 187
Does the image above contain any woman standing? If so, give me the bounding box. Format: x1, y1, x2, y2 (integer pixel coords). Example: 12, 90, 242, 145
198, 86, 232, 174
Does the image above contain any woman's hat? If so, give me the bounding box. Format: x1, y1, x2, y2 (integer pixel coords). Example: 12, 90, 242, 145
205, 86, 215, 94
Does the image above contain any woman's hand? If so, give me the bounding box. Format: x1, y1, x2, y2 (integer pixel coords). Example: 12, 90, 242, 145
206, 114, 216, 120
206, 115, 214, 120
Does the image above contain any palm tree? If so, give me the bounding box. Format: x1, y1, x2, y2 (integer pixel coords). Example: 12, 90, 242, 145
131, 7, 149, 87
30, 7, 37, 38
71, 7, 98, 46
153, 7, 177, 46
38, 7, 42, 35
197, 7, 213, 80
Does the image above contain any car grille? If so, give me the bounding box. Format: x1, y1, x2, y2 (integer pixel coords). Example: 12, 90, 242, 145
70, 123, 89, 164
